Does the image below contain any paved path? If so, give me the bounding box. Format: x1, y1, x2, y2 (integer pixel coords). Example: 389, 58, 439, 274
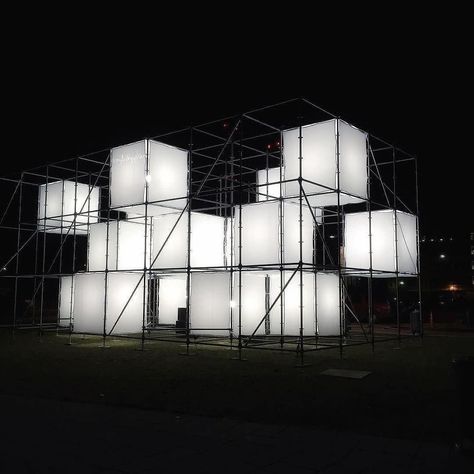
0, 395, 471, 473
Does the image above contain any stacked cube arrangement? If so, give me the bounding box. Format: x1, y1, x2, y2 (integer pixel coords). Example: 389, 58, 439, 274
1, 99, 421, 355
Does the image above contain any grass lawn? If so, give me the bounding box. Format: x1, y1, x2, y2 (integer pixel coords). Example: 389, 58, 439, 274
1, 329, 473, 443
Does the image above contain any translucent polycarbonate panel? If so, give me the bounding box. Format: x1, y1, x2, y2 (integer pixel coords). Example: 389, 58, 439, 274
58, 276, 74, 327
338, 121, 368, 199
235, 202, 313, 266
88, 222, 118, 271
235, 201, 280, 266
73, 272, 145, 335
115, 204, 184, 218
268, 271, 283, 336
277, 271, 316, 336
158, 276, 187, 324
284, 120, 337, 198
106, 273, 145, 335
117, 220, 149, 270
283, 203, 313, 264
344, 210, 397, 273
38, 181, 99, 234
190, 273, 230, 336
233, 272, 266, 336
191, 213, 225, 268
73, 273, 106, 334
110, 140, 147, 207
316, 273, 341, 336
148, 140, 188, 210
396, 212, 418, 274
151, 212, 188, 269
257, 168, 281, 201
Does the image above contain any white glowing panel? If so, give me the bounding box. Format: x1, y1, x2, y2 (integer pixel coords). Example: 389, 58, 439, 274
190, 273, 230, 336
338, 121, 368, 198
151, 212, 188, 269
233, 273, 267, 336
148, 140, 188, 210
110, 140, 147, 208
73, 273, 105, 334
88, 220, 149, 271
38, 181, 100, 234
396, 212, 418, 274
316, 273, 341, 336
257, 168, 281, 201
283, 119, 367, 207
275, 272, 316, 336
344, 210, 418, 275
152, 212, 225, 269
235, 201, 313, 266
158, 276, 187, 325
73, 272, 145, 335
58, 276, 74, 327
191, 213, 226, 268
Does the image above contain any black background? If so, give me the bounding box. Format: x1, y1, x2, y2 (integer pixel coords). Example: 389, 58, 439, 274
2, 19, 471, 237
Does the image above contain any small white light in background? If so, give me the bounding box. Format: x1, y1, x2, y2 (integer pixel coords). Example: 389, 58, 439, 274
440, 254, 446, 259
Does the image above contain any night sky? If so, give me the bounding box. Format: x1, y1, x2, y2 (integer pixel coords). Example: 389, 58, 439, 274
3, 32, 470, 237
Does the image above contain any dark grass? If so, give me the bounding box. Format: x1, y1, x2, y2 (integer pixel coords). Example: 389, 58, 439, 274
1, 329, 473, 443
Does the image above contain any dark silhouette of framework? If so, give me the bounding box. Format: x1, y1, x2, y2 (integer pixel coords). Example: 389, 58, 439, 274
0, 98, 422, 363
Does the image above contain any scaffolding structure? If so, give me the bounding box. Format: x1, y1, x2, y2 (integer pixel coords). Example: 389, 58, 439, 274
0, 98, 422, 362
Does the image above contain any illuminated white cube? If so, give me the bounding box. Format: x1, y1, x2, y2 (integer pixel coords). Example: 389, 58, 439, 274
38, 180, 100, 234
110, 139, 188, 216
316, 272, 341, 336
190, 272, 230, 336
151, 212, 226, 270
283, 119, 367, 207
73, 272, 145, 335
88, 220, 149, 271
234, 201, 314, 266
344, 210, 418, 275
158, 275, 187, 325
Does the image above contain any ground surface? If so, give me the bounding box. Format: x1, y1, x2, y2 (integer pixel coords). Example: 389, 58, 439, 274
1, 330, 473, 472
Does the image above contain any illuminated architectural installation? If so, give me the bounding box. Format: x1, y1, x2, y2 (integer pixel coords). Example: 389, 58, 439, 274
0, 98, 421, 359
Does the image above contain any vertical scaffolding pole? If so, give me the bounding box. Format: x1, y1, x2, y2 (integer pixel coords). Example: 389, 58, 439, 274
279, 130, 285, 350
336, 119, 344, 359
392, 147, 401, 344
415, 156, 423, 338
39, 166, 49, 340
367, 139, 375, 352
12, 172, 23, 333
297, 123, 305, 366
184, 127, 193, 355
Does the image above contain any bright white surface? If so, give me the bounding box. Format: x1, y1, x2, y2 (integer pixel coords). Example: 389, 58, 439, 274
190, 273, 230, 336
73, 273, 106, 334
88, 222, 118, 271
284, 120, 337, 197
110, 140, 147, 208
344, 210, 418, 274
73, 272, 145, 335
58, 276, 74, 327
151, 212, 226, 269
257, 168, 281, 201
38, 181, 99, 234
151, 212, 188, 269
233, 272, 267, 336
235, 201, 280, 266
338, 120, 368, 199
88, 220, 149, 271
275, 271, 316, 336
396, 212, 418, 274
283, 119, 368, 206
190, 213, 226, 268
148, 140, 188, 210
316, 273, 341, 336
234, 201, 313, 266
158, 276, 187, 324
